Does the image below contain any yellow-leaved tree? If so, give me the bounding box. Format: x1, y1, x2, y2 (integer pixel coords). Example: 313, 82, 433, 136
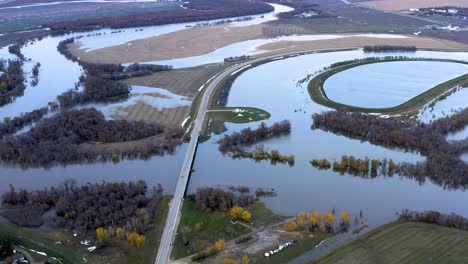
96, 227, 108, 244
285, 220, 297, 231
241, 210, 252, 223
230, 206, 244, 219
215, 238, 225, 251
340, 212, 350, 224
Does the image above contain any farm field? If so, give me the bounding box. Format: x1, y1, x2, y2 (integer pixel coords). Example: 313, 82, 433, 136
0, 3, 181, 34
358, 0, 468, 12
314, 221, 468, 264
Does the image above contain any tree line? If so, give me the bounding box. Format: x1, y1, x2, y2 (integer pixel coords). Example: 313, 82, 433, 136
0, 59, 26, 107
311, 109, 468, 189
363, 45, 417, 53
194, 187, 255, 212
1, 180, 163, 244
217, 120, 291, 152
46, 0, 273, 34
0, 108, 165, 165
285, 210, 351, 233
399, 209, 468, 231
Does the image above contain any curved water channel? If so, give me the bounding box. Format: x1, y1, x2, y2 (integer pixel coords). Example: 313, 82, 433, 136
0, 2, 468, 236
323, 60, 468, 108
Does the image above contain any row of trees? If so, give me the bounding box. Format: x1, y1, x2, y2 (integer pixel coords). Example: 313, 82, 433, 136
230, 145, 295, 166
0, 108, 165, 164
399, 209, 468, 230
2, 180, 164, 241
285, 211, 351, 233
311, 109, 468, 189
217, 120, 291, 152
46, 0, 273, 33
310, 156, 400, 176
363, 45, 417, 53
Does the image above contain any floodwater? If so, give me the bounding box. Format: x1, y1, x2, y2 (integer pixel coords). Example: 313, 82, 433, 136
323, 61, 468, 108
79, 85, 193, 119
144, 34, 410, 68
0, 37, 82, 120
76, 3, 294, 51
188, 50, 468, 228
420, 87, 468, 123
0, 6, 467, 231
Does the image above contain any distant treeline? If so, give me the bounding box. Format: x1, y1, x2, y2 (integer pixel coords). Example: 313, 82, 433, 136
46, 0, 273, 34
328, 56, 410, 69
2, 180, 163, 237
363, 45, 417, 53
311, 109, 468, 189
399, 209, 468, 231
0, 60, 26, 107
0, 108, 165, 165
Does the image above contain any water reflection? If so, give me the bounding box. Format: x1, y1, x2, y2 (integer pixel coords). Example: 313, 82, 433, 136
189, 50, 468, 228
324, 61, 468, 108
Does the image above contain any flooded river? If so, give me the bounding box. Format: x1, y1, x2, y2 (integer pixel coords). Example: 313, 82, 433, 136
0, 3, 467, 230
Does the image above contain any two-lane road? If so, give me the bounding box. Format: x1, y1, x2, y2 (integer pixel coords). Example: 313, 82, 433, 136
154, 61, 254, 263
154, 47, 389, 263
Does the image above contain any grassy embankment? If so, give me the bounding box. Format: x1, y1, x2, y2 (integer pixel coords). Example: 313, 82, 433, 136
208, 106, 271, 123
313, 221, 468, 264
0, 197, 171, 264
246, 232, 331, 264
308, 58, 468, 114
171, 200, 286, 259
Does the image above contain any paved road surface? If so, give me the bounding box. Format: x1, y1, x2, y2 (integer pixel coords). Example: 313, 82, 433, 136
154, 61, 249, 263
154, 51, 300, 263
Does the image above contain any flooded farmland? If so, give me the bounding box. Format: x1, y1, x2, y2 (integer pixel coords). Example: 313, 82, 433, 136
0, 5, 467, 231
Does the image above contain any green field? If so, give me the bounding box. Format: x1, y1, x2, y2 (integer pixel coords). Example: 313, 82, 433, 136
0, 197, 171, 264
251, 233, 331, 264
208, 107, 271, 123
308, 58, 468, 114
172, 200, 251, 259
0, 222, 88, 264
314, 221, 468, 264
171, 200, 285, 260
0, 4, 181, 34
